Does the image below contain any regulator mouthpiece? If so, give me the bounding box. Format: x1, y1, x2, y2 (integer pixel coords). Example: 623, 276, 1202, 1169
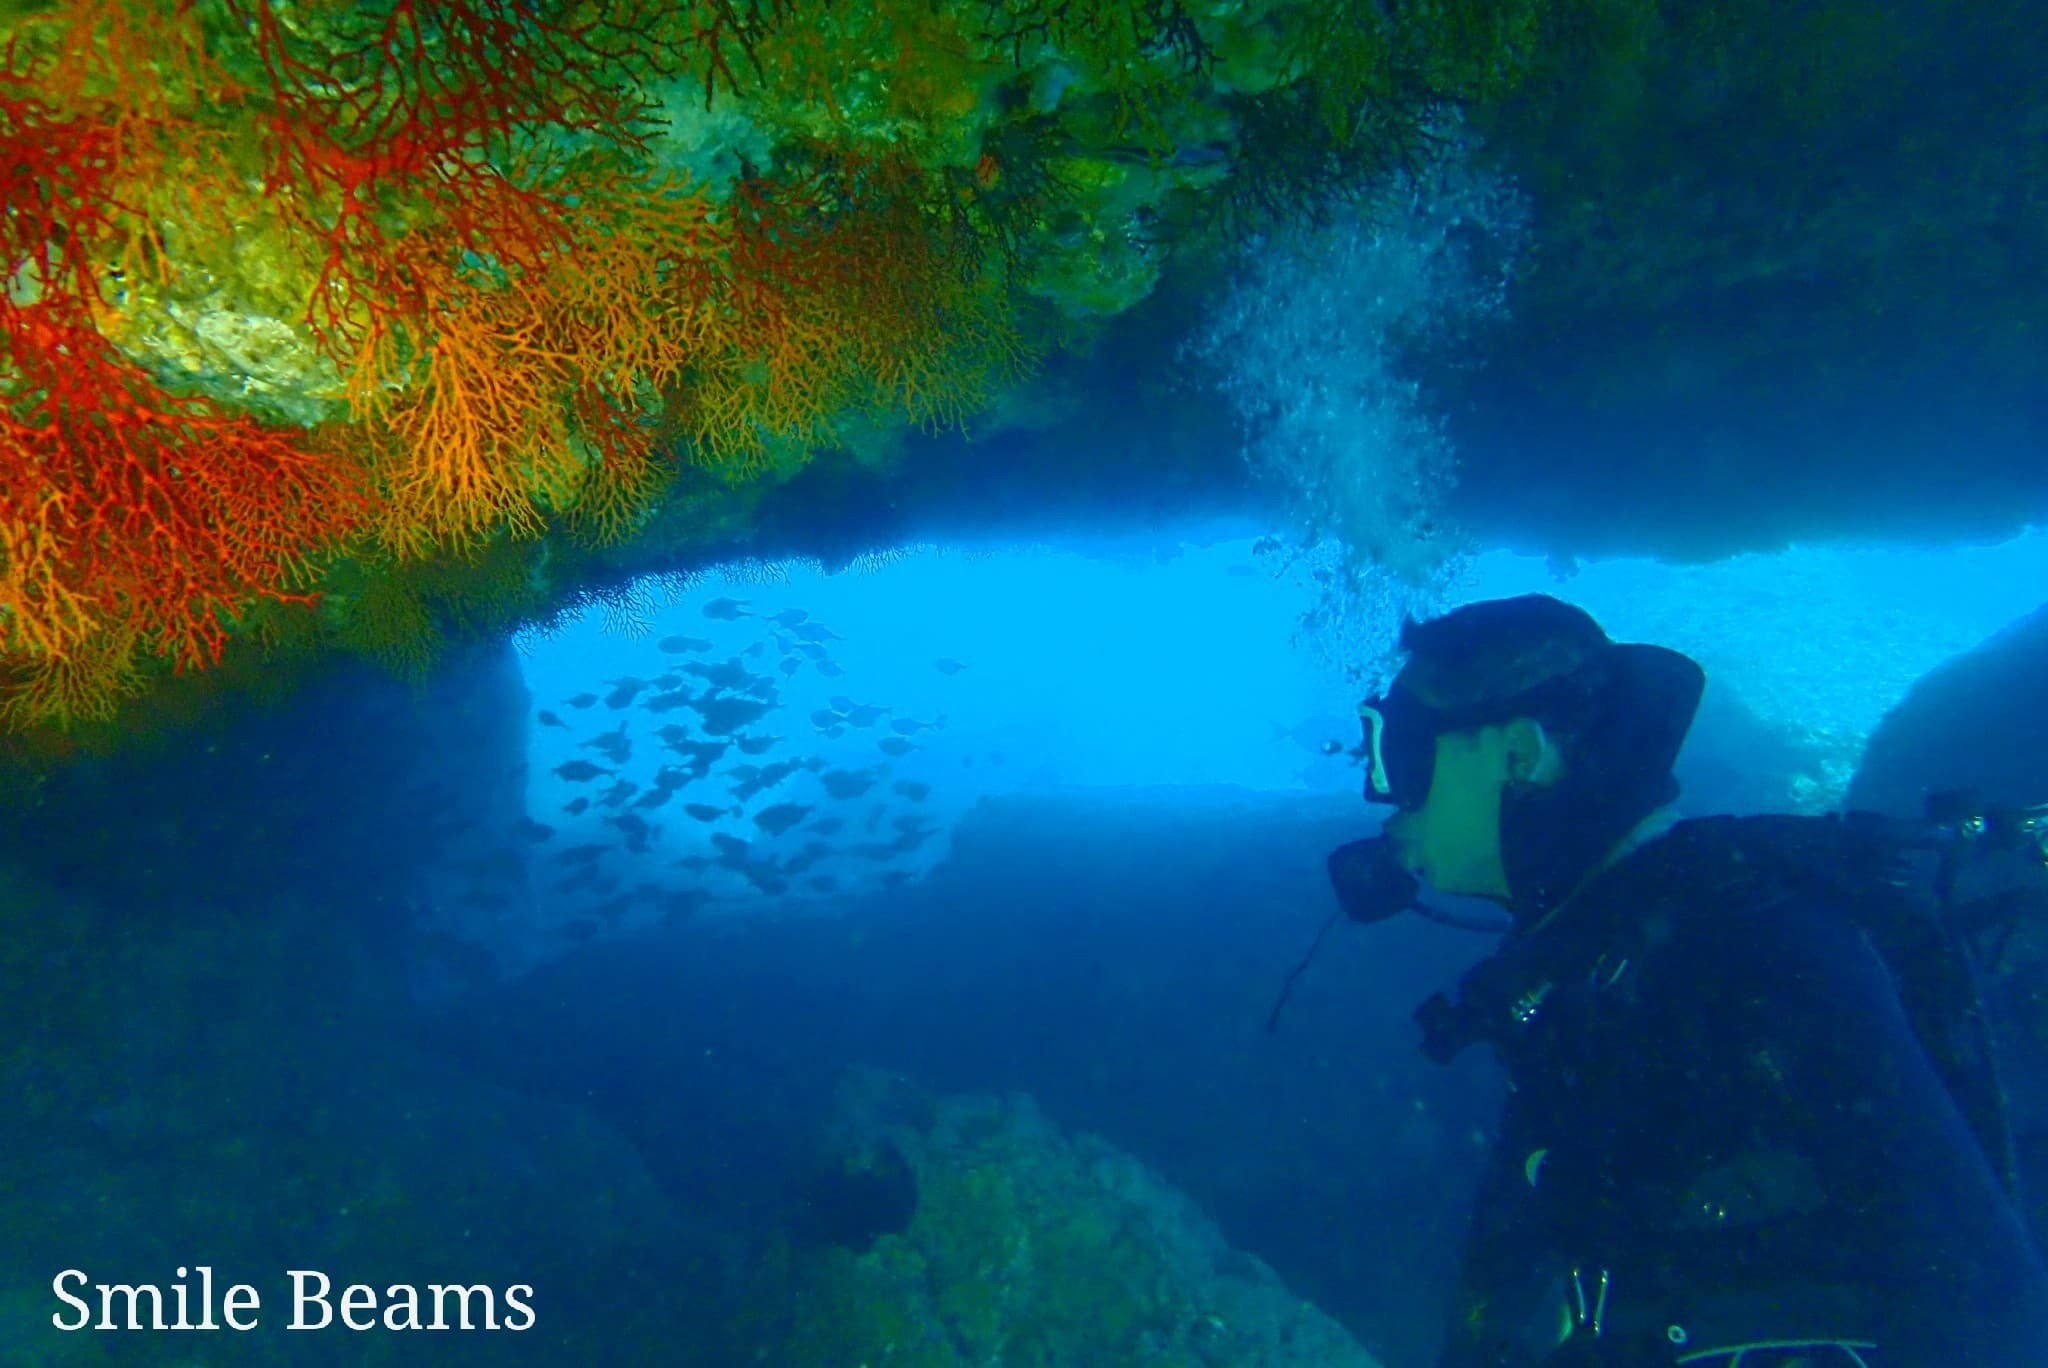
1327, 837, 1421, 924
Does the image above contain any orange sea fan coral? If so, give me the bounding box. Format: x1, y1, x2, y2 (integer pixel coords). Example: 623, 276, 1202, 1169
537, 178, 726, 397
228, 0, 661, 408
0, 628, 142, 731
557, 383, 668, 547
673, 155, 1030, 458
9, 0, 230, 122
370, 282, 583, 556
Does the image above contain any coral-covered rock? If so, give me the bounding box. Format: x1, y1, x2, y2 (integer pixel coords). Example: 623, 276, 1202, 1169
765, 1064, 1385, 1366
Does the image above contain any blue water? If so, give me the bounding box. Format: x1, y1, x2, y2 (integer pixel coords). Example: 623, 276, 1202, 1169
2, 523, 2043, 1365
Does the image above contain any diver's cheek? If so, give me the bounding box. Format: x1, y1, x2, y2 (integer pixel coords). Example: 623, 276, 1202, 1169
1381, 813, 1425, 877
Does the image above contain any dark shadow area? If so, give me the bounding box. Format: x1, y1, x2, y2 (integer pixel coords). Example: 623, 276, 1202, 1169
8, 593, 2044, 1364
1846, 600, 2048, 1238
436, 790, 1503, 1367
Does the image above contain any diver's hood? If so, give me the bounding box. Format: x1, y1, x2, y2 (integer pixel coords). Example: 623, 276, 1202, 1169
1497, 642, 1706, 922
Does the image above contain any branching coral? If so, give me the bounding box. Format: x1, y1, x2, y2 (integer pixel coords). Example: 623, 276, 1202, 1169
659, 154, 1032, 467
233, 3, 581, 404
0, 315, 370, 671
555, 386, 669, 547
370, 283, 577, 555
0, 0, 1542, 737
0, 631, 143, 732
0, 69, 370, 689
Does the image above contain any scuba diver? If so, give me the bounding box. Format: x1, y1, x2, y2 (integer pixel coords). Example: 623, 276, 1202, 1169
1323, 594, 2048, 1367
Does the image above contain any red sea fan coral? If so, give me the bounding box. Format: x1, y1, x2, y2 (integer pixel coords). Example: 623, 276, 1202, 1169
0, 76, 370, 673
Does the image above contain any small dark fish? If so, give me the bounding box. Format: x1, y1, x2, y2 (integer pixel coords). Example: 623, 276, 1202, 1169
728, 758, 803, 804
822, 726, 847, 740
817, 661, 846, 678
604, 677, 650, 709
934, 658, 966, 675
890, 717, 938, 735
892, 780, 931, 802
659, 635, 715, 654
565, 693, 599, 709
809, 709, 845, 731
1272, 715, 1356, 756
606, 813, 656, 853
784, 840, 834, 873
561, 796, 591, 816
769, 609, 809, 627
686, 658, 753, 691
650, 765, 694, 792
536, 710, 568, 729
744, 641, 768, 658
517, 817, 557, 842
710, 832, 750, 862
752, 802, 813, 838
845, 704, 890, 727
630, 787, 675, 810
555, 842, 610, 865
599, 780, 641, 808
735, 733, 780, 755
553, 760, 613, 783
807, 816, 845, 836
590, 892, 635, 923
878, 736, 916, 758
797, 643, 831, 662
691, 694, 773, 737
779, 657, 803, 677
792, 623, 841, 643
745, 867, 789, 896
644, 689, 696, 714
654, 888, 709, 923
742, 675, 778, 702
820, 769, 876, 800
460, 850, 527, 883
657, 723, 692, 744
667, 738, 729, 773
684, 803, 733, 823
806, 875, 839, 894
580, 721, 631, 764
702, 598, 750, 621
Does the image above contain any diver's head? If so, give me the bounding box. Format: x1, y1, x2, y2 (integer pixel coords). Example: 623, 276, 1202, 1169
1359, 595, 1705, 923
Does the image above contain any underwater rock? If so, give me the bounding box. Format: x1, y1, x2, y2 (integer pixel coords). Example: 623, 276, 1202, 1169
763, 1064, 1385, 1366
786, 1140, 918, 1255
0, 862, 686, 1363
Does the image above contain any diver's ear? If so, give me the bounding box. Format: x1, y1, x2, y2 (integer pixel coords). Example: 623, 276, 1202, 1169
1502, 716, 1565, 788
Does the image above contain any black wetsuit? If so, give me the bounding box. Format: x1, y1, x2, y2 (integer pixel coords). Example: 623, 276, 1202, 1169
1428, 815, 2048, 1367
